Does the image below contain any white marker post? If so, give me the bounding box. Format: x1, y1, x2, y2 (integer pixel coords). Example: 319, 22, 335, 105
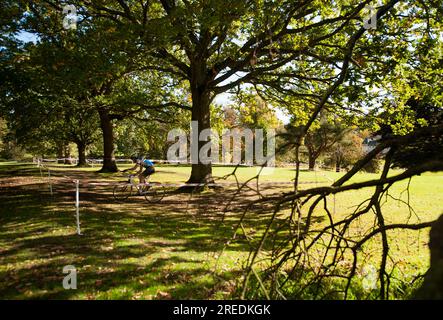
74, 180, 81, 235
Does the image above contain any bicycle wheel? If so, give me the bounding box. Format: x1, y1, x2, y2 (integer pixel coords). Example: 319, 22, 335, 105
143, 182, 165, 203
113, 183, 132, 201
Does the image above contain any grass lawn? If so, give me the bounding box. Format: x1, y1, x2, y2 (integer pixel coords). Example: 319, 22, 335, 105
0, 161, 441, 299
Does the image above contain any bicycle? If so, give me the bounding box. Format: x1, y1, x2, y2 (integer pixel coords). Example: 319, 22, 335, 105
113, 174, 165, 203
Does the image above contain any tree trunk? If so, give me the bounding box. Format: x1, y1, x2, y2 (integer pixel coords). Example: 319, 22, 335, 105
98, 109, 118, 172
186, 68, 213, 185
308, 153, 316, 171
76, 142, 87, 167
335, 157, 341, 172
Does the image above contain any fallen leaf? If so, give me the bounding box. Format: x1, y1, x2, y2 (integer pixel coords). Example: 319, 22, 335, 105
156, 291, 171, 299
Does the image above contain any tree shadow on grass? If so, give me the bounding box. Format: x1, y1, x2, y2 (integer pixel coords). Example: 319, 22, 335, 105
0, 162, 326, 299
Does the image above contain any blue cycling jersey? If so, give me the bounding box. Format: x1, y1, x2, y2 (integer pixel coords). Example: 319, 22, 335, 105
142, 159, 154, 168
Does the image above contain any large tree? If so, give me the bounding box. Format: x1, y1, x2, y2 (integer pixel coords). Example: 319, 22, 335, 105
46, 0, 403, 184
301, 118, 349, 171
1, 3, 190, 171
5, 0, 441, 182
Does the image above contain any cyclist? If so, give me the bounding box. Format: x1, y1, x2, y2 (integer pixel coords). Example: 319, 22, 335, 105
123, 156, 155, 185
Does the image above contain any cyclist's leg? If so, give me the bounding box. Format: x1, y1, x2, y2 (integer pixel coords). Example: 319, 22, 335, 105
139, 174, 145, 185
144, 167, 155, 184
140, 169, 150, 185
